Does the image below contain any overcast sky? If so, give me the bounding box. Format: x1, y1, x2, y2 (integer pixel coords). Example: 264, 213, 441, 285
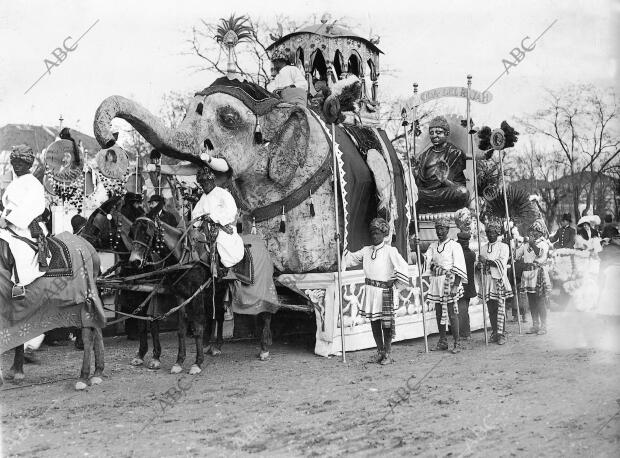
0, 0, 617, 139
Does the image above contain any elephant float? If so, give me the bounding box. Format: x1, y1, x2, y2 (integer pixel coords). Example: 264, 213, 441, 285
93, 77, 410, 273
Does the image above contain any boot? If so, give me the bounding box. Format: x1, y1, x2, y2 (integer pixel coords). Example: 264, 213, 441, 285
370, 321, 385, 362
381, 327, 393, 364
497, 334, 507, 345
537, 324, 547, 335
435, 337, 449, 351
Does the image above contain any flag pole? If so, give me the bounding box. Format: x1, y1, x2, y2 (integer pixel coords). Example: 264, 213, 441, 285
467, 75, 489, 346
331, 122, 347, 363
403, 83, 428, 353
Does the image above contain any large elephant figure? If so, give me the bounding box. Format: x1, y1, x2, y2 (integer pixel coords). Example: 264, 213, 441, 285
93, 77, 409, 273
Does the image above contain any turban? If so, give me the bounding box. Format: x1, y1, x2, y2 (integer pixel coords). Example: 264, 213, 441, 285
529, 219, 546, 235
369, 217, 390, 236
485, 219, 503, 235
435, 217, 451, 228
270, 49, 291, 64
429, 116, 450, 134
10, 144, 35, 165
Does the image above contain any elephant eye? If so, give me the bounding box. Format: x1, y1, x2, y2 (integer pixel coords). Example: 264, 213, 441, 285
217, 106, 242, 129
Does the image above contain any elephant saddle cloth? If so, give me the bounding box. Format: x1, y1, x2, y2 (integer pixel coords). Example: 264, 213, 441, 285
0, 232, 106, 353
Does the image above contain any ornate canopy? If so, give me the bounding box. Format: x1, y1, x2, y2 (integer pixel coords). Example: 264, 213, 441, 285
266, 15, 382, 111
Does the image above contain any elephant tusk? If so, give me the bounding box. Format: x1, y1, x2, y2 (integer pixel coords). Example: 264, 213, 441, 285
199, 153, 230, 173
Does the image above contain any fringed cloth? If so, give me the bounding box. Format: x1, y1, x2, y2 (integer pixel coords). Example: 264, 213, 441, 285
520, 263, 551, 298
361, 278, 395, 331
427, 267, 461, 326
479, 264, 513, 333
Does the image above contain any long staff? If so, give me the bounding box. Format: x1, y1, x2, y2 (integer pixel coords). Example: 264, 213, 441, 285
330, 122, 346, 363
497, 148, 522, 334
402, 89, 429, 353
467, 75, 489, 345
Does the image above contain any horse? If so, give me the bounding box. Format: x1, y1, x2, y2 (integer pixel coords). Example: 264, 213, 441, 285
0, 233, 106, 390
80, 196, 166, 369
128, 214, 276, 374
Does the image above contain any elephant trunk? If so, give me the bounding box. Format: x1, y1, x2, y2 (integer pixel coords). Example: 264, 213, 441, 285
93, 96, 200, 164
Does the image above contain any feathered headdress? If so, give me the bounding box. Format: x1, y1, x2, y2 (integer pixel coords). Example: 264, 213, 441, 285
214, 15, 254, 80
477, 121, 520, 159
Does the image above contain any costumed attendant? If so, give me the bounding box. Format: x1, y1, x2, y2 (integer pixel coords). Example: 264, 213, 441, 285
423, 217, 467, 353
477, 220, 513, 345
267, 50, 308, 106
549, 213, 575, 249
515, 221, 552, 335
0, 145, 48, 298
343, 218, 410, 365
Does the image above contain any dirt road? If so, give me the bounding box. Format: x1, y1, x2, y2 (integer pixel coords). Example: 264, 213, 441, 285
2, 311, 619, 457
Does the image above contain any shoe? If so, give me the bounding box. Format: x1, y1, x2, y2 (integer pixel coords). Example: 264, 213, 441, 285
489, 332, 498, 343
497, 334, 507, 345
451, 343, 462, 354
526, 326, 539, 334
380, 353, 394, 365
537, 326, 547, 335
435, 339, 449, 351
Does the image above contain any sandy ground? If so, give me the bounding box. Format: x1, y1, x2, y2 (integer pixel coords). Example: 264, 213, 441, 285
1, 311, 619, 458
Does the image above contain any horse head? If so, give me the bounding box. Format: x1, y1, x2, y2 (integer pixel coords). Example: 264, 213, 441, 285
80, 196, 131, 251
128, 216, 158, 268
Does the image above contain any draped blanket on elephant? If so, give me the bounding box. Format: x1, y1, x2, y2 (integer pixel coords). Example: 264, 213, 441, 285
320, 120, 410, 258
229, 234, 280, 315
0, 232, 105, 353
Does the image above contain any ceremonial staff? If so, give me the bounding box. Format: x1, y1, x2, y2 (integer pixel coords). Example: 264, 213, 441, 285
491, 129, 523, 335
466, 75, 489, 345
401, 86, 428, 353
330, 122, 347, 363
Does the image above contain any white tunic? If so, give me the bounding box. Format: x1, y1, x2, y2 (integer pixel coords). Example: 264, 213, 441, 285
0, 173, 47, 285
479, 241, 513, 300
192, 186, 244, 268
344, 242, 410, 321
423, 239, 467, 304
267, 65, 308, 92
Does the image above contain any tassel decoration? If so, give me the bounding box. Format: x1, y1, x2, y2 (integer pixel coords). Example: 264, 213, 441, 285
254, 118, 263, 144
251, 217, 257, 235
309, 190, 315, 217
279, 206, 286, 233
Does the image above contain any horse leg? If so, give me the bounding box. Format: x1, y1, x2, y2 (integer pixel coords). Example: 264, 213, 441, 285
258, 312, 272, 361
76, 327, 94, 390
215, 317, 224, 354
7, 345, 25, 380
204, 312, 214, 354
189, 319, 204, 375
147, 320, 161, 370
171, 311, 186, 374
74, 327, 84, 350
90, 327, 105, 385
131, 319, 148, 366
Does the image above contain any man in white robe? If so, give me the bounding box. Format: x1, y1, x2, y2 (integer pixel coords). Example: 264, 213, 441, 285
0, 145, 48, 297
423, 217, 467, 353
192, 167, 244, 268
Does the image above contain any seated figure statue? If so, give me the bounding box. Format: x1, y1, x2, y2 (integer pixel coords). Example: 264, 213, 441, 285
415, 116, 470, 212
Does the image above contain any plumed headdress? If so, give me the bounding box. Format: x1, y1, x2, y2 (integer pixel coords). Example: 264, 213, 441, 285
485, 218, 503, 235
529, 219, 546, 235
435, 217, 451, 228
369, 217, 390, 236
429, 116, 450, 134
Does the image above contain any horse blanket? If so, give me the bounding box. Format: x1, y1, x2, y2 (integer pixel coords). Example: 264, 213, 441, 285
229, 234, 280, 315
0, 232, 105, 353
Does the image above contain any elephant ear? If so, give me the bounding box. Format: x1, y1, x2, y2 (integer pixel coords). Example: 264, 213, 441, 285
267, 107, 310, 187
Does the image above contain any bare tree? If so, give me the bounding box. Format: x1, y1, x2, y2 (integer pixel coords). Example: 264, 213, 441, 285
517, 84, 619, 220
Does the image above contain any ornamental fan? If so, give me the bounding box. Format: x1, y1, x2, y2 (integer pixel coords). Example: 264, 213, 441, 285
500, 121, 519, 148
483, 185, 538, 224
214, 15, 254, 44
477, 126, 492, 153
